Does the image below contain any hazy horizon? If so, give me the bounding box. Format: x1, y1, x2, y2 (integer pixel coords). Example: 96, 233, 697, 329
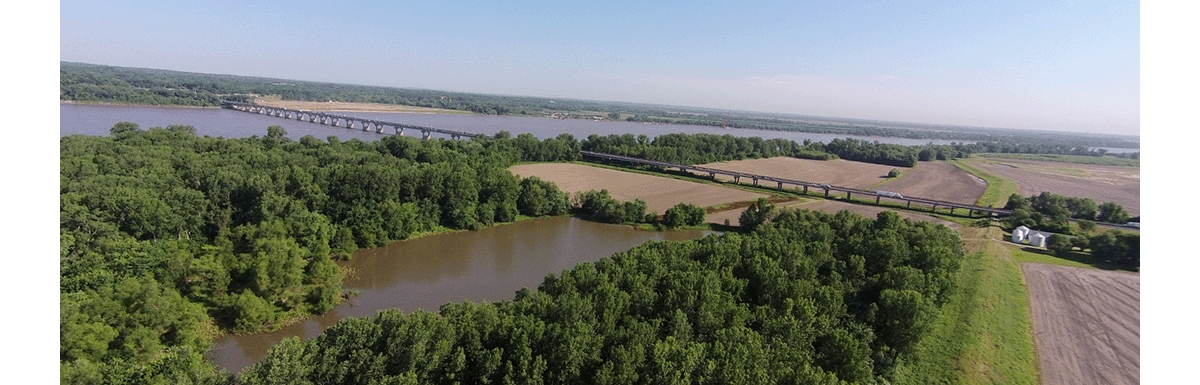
61, 1, 1139, 136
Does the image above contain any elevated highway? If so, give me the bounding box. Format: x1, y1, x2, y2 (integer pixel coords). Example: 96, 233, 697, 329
221, 100, 487, 140
581, 150, 1013, 218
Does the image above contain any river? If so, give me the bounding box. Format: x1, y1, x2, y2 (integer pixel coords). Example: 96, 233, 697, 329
60, 103, 966, 146
207, 216, 712, 372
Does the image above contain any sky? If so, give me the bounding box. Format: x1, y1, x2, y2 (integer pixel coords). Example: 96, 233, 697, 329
60, 1, 1140, 134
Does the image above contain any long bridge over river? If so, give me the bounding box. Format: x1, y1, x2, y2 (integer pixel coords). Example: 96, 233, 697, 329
221, 100, 486, 140
224, 101, 1011, 217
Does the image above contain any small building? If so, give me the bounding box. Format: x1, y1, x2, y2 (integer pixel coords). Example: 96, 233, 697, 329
1012, 226, 1030, 243
1029, 233, 1047, 248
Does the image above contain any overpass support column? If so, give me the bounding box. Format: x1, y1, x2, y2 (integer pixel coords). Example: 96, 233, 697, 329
847, 192, 852, 200
932, 204, 938, 212
824, 188, 830, 198
876, 196, 881, 204
906, 200, 911, 208
753, 178, 758, 186
777, 181, 783, 190
803, 185, 808, 194
733, 176, 739, 184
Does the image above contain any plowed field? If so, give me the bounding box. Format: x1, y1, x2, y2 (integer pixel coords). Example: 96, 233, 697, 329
508, 163, 768, 214
1022, 263, 1139, 385
971, 158, 1140, 215
879, 162, 987, 205
694, 157, 897, 189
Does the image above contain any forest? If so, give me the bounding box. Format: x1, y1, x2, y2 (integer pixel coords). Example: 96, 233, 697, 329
60, 124, 580, 383
239, 208, 964, 385
61, 123, 966, 383
61, 61, 1139, 152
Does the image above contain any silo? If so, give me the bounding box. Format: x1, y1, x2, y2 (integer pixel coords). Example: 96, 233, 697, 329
1029, 233, 1047, 248
1012, 226, 1030, 243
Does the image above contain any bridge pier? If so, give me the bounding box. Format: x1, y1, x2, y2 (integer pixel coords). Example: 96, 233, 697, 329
752, 178, 758, 186
876, 196, 881, 204
777, 181, 783, 190
452, 134, 460, 140
824, 188, 830, 198
733, 176, 740, 184
847, 192, 851, 200
396, 127, 405, 136
422, 130, 431, 140
376, 125, 385, 134
907, 200, 911, 208
932, 204, 938, 212
803, 185, 808, 194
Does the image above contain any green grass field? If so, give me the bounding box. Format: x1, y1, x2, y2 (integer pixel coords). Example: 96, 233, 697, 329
974, 153, 1139, 167
893, 227, 1040, 385
951, 159, 1019, 208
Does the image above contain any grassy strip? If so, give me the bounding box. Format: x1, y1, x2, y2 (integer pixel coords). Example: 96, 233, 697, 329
975, 153, 1139, 167
1008, 246, 1138, 272
951, 159, 1019, 208
893, 226, 1040, 385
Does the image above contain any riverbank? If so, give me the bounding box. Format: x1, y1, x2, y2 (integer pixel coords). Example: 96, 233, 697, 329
252, 97, 471, 114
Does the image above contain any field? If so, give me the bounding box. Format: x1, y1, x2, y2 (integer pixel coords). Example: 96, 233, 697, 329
508, 163, 769, 214
967, 157, 1140, 215
253, 97, 466, 114
892, 226, 1039, 384
1022, 263, 1140, 385
694, 157, 898, 189
879, 161, 988, 205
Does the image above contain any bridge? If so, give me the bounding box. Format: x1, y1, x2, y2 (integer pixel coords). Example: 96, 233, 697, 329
220, 101, 487, 140
580, 151, 1013, 218
219, 102, 1010, 217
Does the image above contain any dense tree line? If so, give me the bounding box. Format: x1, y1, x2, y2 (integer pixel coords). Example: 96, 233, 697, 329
240, 208, 964, 384
62, 61, 1138, 151
1004, 192, 1133, 234
60, 124, 580, 383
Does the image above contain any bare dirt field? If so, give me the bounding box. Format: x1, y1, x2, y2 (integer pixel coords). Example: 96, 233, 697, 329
253, 98, 465, 114
1022, 263, 1139, 385
705, 199, 960, 230
971, 158, 1140, 216
694, 157, 898, 189
508, 163, 768, 214
877, 161, 987, 205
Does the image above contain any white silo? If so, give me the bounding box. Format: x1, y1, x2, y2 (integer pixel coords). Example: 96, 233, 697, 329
1012, 226, 1030, 243
1029, 232, 1047, 248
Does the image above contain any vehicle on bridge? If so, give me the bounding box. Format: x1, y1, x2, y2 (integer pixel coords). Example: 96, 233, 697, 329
876, 190, 904, 199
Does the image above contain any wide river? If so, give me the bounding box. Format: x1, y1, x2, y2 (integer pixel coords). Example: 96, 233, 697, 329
60, 103, 967, 146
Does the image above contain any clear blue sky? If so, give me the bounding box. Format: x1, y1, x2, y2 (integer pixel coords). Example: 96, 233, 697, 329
60, 0, 1139, 135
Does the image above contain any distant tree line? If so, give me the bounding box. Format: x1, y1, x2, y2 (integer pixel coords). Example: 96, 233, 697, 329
61, 61, 1139, 151
239, 208, 964, 384
60, 124, 583, 383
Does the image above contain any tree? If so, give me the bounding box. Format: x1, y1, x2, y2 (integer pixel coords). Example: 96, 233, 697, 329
738, 198, 776, 231
1046, 234, 1074, 255
887, 169, 901, 178
1096, 202, 1131, 224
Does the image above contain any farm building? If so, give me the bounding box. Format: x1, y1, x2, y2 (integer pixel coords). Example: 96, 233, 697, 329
1011, 226, 1066, 249
1013, 226, 1030, 243
1029, 233, 1047, 247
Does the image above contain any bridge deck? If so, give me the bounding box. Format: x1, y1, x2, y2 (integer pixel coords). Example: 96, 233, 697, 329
221, 101, 486, 139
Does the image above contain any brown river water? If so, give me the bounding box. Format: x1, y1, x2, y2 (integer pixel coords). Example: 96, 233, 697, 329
207, 216, 713, 372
